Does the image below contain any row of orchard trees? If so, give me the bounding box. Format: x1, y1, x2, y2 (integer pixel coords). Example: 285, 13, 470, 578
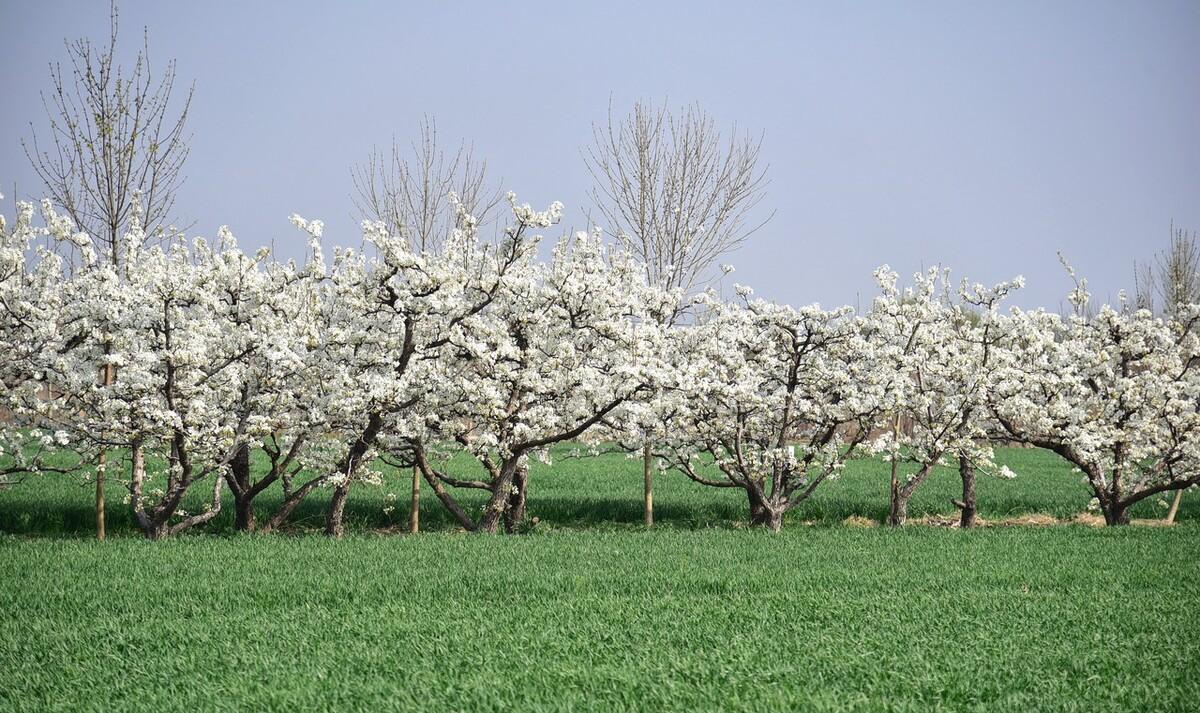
3, 195, 1200, 537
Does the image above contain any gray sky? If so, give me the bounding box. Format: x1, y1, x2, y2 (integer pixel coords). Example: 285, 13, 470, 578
2, 0, 1197, 310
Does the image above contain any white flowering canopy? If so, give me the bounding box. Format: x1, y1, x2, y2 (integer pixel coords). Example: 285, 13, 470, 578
2, 196, 1198, 534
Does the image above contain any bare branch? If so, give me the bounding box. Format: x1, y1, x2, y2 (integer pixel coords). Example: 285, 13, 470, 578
21, 0, 193, 267
352, 115, 501, 253
584, 99, 772, 310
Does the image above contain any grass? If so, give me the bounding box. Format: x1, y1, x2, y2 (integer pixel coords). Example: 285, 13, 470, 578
1, 445, 1196, 536
1, 529, 1198, 712
1, 447, 1197, 711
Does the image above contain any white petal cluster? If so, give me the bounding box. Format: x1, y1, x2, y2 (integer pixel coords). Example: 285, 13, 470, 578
2, 197, 1198, 534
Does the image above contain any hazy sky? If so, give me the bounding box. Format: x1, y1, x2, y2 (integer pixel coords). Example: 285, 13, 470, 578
2, 0, 1197, 310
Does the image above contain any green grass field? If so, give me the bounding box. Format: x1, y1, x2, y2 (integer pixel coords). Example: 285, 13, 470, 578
2, 445, 1197, 536
1, 447, 1198, 711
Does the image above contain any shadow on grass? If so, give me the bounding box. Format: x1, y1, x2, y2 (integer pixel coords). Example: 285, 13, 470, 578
1, 468, 1195, 538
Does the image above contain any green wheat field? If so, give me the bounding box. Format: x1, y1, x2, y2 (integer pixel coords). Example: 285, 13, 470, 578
1, 446, 1197, 712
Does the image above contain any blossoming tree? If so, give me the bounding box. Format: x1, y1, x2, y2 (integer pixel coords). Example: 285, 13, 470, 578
654, 289, 892, 531
276, 195, 571, 536
404, 227, 676, 534
869, 267, 1022, 527
0, 202, 87, 486
993, 291, 1200, 525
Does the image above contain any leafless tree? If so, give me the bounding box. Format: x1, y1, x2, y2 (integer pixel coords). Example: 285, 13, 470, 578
23, 1, 193, 267
1134, 223, 1200, 319
1133, 223, 1199, 524
23, 1, 193, 540
585, 99, 771, 304
584, 99, 772, 526
352, 116, 500, 254
351, 116, 501, 533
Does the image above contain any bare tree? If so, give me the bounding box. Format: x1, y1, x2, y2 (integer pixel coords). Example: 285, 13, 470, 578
24, 1, 193, 266
1133, 223, 1199, 524
584, 99, 772, 526
351, 116, 500, 533
352, 116, 500, 254
23, 1, 193, 540
1134, 223, 1200, 319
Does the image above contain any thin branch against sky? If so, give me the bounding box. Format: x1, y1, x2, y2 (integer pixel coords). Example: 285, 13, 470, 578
1, 0, 1196, 310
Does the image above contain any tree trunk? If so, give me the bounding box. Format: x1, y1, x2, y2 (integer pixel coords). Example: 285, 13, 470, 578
95, 362, 113, 541
130, 444, 169, 540
888, 491, 909, 527
477, 459, 521, 534
323, 412, 386, 537
888, 413, 902, 528
408, 466, 420, 534
747, 488, 783, 532
418, 465, 477, 531
259, 475, 325, 533
1164, 489, 1183, 525
95, 448, 107, 541
325, 482, 350, 537
503, 463, 529, 534
890, 461, 934, 527
749, 507, 783, 532
643, 443, 653, 527
234, 495, 256, 533
957, 455, 977, 528
1103, 501, 1131, 526
231, 445, 255, 532
145, 522, 170, 540
129, 442, 148, 537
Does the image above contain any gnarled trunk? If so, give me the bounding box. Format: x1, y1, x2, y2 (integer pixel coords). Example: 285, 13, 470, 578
129, 442, 153, 538
322, 412, 386, 538
747, 487, 784, 532
234, 496, 256, 533
888, 491, 909, 527
325, 481, 350, 537
144, 521, 171, 540
503, 463, 529, 533
259, 474, 325, 533
230, 445, 256, 532
478, 458, 522, 534
1102, 501, 1131, 526
889, 463, 934, 527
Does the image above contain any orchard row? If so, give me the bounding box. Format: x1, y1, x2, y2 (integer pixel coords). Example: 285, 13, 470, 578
2, 195, 1197, 537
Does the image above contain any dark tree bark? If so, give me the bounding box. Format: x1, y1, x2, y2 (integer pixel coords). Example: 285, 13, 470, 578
888, 494, 909, 528
323, 413, 386, 537
95, 446, 107, 541
230, 445, 256, 532
325, 482, 350, 537
1103, 501, 1131, 526
888, 416, 903, 527
419, 467, 476, 531
477, 458, 522, 534
746, 487, 783, 532
259, 474, 324, 533
128, 437, 224, 540
503, 463, 530, 533
957, 455, 977, 528
888, 463, 935, 527
96, 362, 114, 540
